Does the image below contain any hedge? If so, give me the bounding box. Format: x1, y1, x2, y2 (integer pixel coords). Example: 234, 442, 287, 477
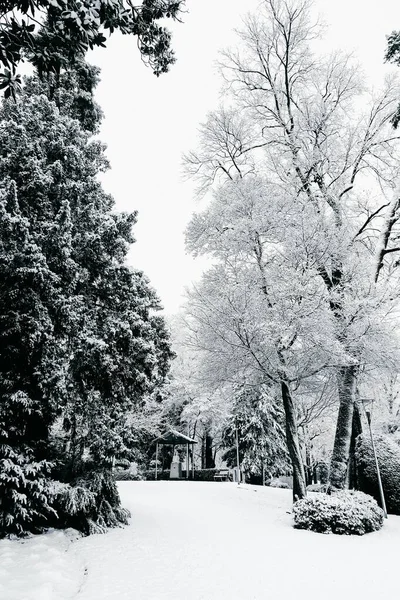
355, 433, 400, 515
114, 468, 225, 482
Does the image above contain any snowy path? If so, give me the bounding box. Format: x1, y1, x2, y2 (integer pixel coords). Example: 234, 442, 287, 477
76, 482, 400, 600
3, 481, 400, 600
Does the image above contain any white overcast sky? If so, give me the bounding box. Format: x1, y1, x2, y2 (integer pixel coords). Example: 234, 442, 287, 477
88, 0, 400, 315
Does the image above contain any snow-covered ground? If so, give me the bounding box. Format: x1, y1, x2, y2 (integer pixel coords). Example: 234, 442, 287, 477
2, 481, 400, 600
0, 528, 83, 600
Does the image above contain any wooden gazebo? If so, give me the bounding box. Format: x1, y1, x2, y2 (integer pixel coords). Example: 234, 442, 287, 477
153, 429, 197, 480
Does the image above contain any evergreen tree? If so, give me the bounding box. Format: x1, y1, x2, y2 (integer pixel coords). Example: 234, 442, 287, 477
0, 63, 173, 537
221, 385, 290, 482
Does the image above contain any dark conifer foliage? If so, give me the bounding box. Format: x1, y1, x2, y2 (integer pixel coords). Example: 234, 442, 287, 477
221, 385, 290, 481
0, 62, 173, 537
386, 31, 400, 128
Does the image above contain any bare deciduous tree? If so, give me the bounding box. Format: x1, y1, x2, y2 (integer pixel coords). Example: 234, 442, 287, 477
184, 0, 400, 490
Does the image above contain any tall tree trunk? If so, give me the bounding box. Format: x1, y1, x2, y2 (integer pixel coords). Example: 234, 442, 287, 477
305, 441, 313, 486
205, 432, 215, 468
201, 435, 206, 469
281, 380, 307, 501
329, 365, 357, 490
348, 401, 362, 489
301, 423, 314, 485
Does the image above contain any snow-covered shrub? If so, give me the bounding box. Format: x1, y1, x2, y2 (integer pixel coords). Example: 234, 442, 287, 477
114, 469, 141, 481
0, 392, 56, 538
141, 469, 170, 480
355, 434, 400, 515
79, 471, 130, 530
306, 483, 328, 493
193, 468, 219, 481
49, 481, 96, 532
0, 446, 56, 538
293, 491, 384, 535
269, 478, 290, 489
114, 462, 141, 481
50, 472, 130, 535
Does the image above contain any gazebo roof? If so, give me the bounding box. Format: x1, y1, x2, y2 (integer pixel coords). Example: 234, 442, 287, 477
153, 429, 197, 445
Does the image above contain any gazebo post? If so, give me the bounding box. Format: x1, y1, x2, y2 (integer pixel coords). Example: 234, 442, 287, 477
192, 445, 195, 480
186, 443, 189, 479
155, 443, 158, 480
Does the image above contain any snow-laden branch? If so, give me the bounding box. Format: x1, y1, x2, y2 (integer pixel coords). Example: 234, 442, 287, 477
373, 184, 400, 282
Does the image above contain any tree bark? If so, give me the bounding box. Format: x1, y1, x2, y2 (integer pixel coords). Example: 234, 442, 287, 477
329, 365, 357, 490
205, 432, 215, 468
348, 401, 362, 489
305, 441, 313, 486
373, 185, 400, 282
281, 380, 307, 501
201, 435, 205, 469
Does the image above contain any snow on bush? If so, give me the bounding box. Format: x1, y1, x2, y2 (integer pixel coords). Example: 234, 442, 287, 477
269, 478, 290, 489
114, 463, 142, 481
0, 447, 56, 538
355, 433, 400, 515
306, 483, 328, 493
293, 490, 384, 535
0, 393, 56, 538
50, 472, 130, 535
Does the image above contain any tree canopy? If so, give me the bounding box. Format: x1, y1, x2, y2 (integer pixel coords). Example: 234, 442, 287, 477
183, 0, 400, 498
0, 0, 184, 98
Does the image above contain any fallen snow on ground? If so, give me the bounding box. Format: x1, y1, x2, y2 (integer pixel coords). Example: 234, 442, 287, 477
2, 482, 400, 600
0, 528, 83, 600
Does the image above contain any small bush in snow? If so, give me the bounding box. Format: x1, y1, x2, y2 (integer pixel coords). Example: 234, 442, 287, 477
50, 471, 130, 535
114, 464, 141, 481
355, 434, 400, 515
269, 478, 290, 489
306, 483, 328, 493
140, 469, 170, 481
114, 470, 141, 481
293, 490, 384, 535
190, 468, 220, 481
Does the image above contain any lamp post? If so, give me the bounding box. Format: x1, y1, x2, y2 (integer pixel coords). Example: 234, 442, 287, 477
235, 417, 241, 485
361, 398, 388, 519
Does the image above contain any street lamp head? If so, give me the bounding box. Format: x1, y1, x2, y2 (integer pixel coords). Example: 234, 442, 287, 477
360, 397, 375, 423
360, 397, 375, 405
